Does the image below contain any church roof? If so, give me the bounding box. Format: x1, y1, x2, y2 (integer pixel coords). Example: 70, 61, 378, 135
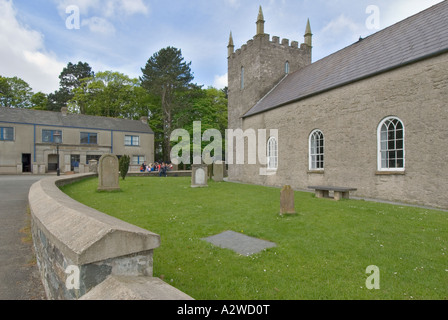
0, 107, 154, 134
244, 1, 448, 118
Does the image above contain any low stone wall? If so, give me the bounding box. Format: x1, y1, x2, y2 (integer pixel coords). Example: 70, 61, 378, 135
28, 173, 193, 300
127, 170, 192, 177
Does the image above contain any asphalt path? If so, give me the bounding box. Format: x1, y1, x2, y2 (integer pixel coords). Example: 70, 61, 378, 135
0, 175, 47, 300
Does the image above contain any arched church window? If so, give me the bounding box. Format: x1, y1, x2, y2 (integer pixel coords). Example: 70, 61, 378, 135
309, 130, 324, 170
241, 67, 245, 89
378, 117, 405, 171
285, 61, 290, 74
267, 136, 278, 170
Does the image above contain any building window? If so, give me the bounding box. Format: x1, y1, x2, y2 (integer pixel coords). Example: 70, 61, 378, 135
0, 127, 14, 141
241, 67, 245, 89
70, 155, 80, 171
81, 132, 98, 145
125, 135, 140, 146
42, 129, 62, 143
132, 155, 145, 165
378, 117, 405, 171
285, 61, 290, 74
267, 137, 278, 170
309, 130, 324, 170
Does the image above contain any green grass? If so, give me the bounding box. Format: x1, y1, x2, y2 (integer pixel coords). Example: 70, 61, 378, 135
60, 177, 448, 300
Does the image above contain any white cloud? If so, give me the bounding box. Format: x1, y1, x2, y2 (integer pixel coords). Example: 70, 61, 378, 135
321, 14, 362, 36
82, 17, 116, 35
55, 0, 149, 18
213, 73, 228, 89
380, 0, 444, 28
0, 0, 64, 93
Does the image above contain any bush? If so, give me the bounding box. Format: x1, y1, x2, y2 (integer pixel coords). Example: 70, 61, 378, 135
119, 155, 130, 180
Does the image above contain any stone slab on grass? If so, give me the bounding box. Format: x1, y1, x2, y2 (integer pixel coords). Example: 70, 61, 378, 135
202, 230, 276, 256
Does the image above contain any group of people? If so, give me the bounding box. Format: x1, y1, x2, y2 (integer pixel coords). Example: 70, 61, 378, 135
140, 162, 173, 177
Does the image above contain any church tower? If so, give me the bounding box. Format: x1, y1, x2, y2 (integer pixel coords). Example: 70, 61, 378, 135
227, 6, 312, 130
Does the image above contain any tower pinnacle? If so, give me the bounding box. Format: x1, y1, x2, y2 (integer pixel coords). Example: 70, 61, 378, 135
228, 31, 235, 57
256, 6, 265, 36
304, 19, 312, 47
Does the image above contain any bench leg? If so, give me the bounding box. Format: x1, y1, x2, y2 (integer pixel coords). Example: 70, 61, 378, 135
334, 191, 350, 201
315, 190, 329, 198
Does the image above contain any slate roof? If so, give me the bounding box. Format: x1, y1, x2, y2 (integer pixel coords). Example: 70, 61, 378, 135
0, 107, 154, 134
244, 1, 448, 118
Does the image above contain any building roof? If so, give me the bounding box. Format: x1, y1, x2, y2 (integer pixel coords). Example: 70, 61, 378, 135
244, 1, 448, 118
0, 107, 154, 134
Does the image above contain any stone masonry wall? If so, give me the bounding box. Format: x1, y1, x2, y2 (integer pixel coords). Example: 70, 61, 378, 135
29, 174, 193, 300
228, 53, 448, 209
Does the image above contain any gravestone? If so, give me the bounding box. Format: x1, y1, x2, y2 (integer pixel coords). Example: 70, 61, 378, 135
89, 160, 98, 173
202, 231, 276, 256
280, 185, 296, 215
191, 164, 208, 188
98, 154, 120, 191
212, 161, 224, 182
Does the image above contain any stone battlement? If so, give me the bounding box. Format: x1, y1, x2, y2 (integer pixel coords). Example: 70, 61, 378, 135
230, 33, 310, 59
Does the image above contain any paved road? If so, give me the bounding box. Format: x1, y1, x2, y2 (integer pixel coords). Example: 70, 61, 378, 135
0, 175, 47, 300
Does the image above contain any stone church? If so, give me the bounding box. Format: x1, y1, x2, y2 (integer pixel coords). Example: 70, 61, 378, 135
226, 3, 448, 209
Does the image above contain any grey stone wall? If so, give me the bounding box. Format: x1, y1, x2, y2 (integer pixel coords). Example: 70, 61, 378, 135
227, 53, 448, 209
228, 33, 311, 181
29, 174, 193, 300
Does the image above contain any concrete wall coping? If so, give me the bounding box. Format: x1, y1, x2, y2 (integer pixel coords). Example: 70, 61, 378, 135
79, 275, 194, 300
28, 173, 161, 265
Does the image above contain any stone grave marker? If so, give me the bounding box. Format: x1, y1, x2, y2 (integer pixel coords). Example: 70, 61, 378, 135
98, 154, 120, 191
212, 161, 224, 182
191, 164, 208, 188
280, 185, 296, 215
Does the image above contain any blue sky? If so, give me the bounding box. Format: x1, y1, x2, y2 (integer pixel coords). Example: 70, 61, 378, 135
0, 0, 443, 94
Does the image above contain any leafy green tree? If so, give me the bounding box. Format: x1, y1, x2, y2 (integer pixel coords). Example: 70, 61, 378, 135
30, 92, 48, 110
140, 47, 194, 162
172, 87, 228, 164
0, 76, 33, 108
119, 155, 130, 180
48, 62, 94, 111
69, 71, 151, 119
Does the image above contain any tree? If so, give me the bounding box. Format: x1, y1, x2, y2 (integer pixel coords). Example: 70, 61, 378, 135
172, 87, 228, 164
140, 47, 194, 162
30, 92, 48, 110
69, 71, 151, 118
0, 76, 33, 108
119, 155, 130, 180
48, 62, 94, 111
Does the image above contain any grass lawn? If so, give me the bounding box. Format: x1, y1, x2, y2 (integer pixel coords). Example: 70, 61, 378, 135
60, 176, 448, 300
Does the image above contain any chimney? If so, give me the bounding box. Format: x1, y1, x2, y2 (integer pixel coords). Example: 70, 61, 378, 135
61, 107, 68, 117
140, 116, 148, 124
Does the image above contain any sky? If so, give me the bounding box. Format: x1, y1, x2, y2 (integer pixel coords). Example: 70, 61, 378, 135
0, 0, 444, 94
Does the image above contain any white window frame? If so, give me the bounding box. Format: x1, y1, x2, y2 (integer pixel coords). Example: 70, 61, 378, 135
125, 135, 140, 147
132, 155, 145, 165
377, 116, 405, 172
267, 136, 278, 170
0, 127, 14, 141
309, 129, 325, 171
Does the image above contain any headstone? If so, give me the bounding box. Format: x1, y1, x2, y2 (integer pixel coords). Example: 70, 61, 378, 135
280, 185, 296, 215
191, 164, 208, 188
89, 160, 98, 173
98, 154, 120, 191
212, 161, 224, 182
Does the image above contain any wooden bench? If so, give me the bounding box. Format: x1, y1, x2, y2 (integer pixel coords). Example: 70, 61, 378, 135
308, 186, 357, 201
